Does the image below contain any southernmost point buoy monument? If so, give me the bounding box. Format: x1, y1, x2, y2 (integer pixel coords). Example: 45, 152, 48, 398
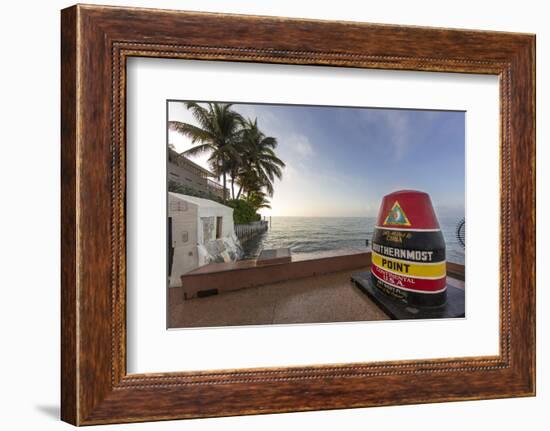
352, 190, 465, 320
371, 190, 447, 306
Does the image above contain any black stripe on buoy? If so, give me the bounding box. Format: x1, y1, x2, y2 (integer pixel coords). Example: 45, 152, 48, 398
372, 229, 446, 261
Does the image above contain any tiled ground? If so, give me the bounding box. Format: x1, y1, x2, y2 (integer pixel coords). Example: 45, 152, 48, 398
168, 266, 390, 328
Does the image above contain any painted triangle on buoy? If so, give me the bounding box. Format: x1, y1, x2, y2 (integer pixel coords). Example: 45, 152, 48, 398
383, 201, 411, 226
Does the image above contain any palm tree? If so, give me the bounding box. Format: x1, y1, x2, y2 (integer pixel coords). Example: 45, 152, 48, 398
245, 190, 272, 212
236, 119, 286, 199
226, 144, 247, 200
168, 102, 244, 202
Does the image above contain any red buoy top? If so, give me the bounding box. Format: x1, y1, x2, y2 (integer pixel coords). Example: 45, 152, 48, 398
375, 190, 440, 230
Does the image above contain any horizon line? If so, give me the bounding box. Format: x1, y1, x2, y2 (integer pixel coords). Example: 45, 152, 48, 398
261, 213, 464, 218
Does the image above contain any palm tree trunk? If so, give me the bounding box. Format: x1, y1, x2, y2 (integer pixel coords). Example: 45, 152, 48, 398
231, 178, 235, 199
236, 185, 243, 200
222, 172, 227, 203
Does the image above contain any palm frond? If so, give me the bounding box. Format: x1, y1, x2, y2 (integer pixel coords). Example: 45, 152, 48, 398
169, 121, 213, 144
184, 102, 213, 132
182, 143, 217, 157
260, 136, 278, 149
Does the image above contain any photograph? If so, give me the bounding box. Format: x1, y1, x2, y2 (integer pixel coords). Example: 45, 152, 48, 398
1, 0, 541, 428
166, 101, 466, 328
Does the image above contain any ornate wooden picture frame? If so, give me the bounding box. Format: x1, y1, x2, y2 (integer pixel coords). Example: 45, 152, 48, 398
61, 4, 535, 425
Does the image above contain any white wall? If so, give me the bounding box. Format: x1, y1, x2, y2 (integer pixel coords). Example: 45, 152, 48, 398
0, 1, 546, 430
168, 195, 199, 285
167, 194, 236, 285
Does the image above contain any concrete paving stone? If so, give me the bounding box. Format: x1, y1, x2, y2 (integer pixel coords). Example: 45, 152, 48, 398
169, 266, 390, 328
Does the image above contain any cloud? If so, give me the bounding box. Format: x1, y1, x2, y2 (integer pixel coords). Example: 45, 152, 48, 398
360, 109, 411, 161
287, 134, 314, 158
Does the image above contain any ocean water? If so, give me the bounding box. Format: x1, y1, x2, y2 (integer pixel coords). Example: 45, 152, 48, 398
241, 216, 465, 265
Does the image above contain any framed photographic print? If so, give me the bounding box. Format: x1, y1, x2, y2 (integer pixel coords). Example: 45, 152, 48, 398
164, 101, 466, 328
61, 4, 535, 425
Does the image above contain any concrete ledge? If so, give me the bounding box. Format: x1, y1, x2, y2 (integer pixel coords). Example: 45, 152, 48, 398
447, 261, 465, 281
174, 252, 466, 300
178, 251, 372, 299
257, 248, 291, 266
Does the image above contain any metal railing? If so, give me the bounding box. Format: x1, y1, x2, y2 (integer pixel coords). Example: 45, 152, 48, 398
206, 179, 229, 199
234, 220, 268, 242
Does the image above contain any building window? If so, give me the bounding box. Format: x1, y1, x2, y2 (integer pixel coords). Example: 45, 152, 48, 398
216, 217, 223, 239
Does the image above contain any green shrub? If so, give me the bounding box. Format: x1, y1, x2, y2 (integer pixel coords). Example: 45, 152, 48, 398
226, 199, 261, 225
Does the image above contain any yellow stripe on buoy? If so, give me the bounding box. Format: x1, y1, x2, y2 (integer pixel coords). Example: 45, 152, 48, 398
371, 252, 446, 279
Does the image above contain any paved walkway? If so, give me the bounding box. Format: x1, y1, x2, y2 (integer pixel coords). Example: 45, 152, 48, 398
168, 267, 390, 328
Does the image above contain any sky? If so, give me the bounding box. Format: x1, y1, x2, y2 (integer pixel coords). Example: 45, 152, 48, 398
168, 101, 465, 218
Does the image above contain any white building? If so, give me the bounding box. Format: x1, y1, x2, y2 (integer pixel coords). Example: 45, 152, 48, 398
168, 192, 241, 287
